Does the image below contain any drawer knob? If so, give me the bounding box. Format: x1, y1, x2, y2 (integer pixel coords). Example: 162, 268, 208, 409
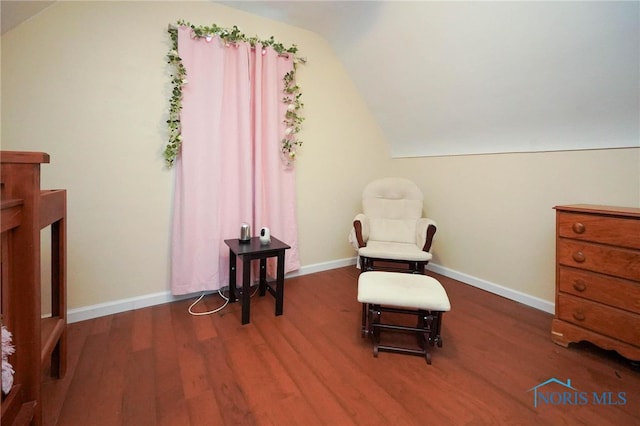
572, 222, 586, 234
572, 280, 587, 292
572, 310, 586, 321
572, 251, 586, 263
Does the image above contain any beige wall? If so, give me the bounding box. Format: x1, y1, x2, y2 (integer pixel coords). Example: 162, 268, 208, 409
2, 1, 638, 315
389, 148, 640, 303
1, 1, 390, 310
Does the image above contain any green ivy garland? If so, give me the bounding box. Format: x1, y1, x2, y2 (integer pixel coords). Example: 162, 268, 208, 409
165, 21, 305, 168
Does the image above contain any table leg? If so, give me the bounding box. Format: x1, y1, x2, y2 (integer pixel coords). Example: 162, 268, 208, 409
228, 250, 237, 303
275, 251, 285, 316
259, 258, 267, 297
242, 258, 251, 324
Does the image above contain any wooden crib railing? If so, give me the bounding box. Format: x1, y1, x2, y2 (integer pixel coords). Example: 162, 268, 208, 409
1, 151, 67, 426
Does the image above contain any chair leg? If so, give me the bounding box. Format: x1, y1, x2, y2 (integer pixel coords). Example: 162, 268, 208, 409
370, 304, 381, 357
363, 257, 370, 271
422, 311, 434, 364
416, 310, 427, 349
361, 303, 369, 337
412, 261, 426, 274
425, 349, 432, 364
430, 312, 444, 347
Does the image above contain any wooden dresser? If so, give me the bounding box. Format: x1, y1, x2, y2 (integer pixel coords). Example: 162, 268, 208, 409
552, 204, 640, 361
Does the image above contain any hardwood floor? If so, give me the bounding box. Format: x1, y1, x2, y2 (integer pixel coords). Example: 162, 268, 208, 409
41, 266, 640, 425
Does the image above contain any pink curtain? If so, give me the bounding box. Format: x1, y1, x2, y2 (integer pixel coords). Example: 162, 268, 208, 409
171, 27, 300, 295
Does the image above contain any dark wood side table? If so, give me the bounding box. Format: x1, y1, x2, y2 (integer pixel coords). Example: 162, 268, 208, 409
224, 236, 291, 325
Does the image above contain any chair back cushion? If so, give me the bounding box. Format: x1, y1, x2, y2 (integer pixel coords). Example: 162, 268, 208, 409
362, 178, 424, 244
362, 177, 423, 219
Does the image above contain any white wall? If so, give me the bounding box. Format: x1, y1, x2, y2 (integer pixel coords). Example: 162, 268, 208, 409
1, 1, 390, 312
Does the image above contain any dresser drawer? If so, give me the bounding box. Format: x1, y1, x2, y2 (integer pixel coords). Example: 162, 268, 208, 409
557, 240, 640, 282
557, 294, 640, 345
558, 267, 640, 314
557, 211, 640, 249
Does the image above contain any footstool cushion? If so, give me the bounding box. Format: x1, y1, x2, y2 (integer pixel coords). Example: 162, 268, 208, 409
358, 271, 451, 312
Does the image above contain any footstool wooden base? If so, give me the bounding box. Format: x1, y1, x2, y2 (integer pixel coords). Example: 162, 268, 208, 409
357, 271, 451, 364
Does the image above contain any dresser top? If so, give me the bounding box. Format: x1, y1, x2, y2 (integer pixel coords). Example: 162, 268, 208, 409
554, 204, 640, 218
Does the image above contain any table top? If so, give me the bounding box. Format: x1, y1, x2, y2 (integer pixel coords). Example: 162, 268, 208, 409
224, 236, 290, 255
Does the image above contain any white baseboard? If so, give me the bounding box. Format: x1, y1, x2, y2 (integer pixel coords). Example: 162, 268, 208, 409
286, 256, 358, 277
426, 263, 555, 314
67, 257, 359, 324
67, 256, 553, 323
67, 291, 193, 323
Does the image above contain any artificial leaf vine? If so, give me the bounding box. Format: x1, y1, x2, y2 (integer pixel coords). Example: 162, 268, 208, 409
165, 20, 305, 168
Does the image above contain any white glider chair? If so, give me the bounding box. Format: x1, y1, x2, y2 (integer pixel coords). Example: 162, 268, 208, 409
349, 177, 437, 274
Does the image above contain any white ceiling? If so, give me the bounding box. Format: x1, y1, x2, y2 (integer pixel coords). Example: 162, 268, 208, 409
3, 1, 638, 156
218, 1, 379, 45
221, 1, 639, 156
0, 0, 55, 35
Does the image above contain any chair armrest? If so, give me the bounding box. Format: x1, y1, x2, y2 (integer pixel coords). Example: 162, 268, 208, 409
350, 214, 370, 248
416, 218, 437, 252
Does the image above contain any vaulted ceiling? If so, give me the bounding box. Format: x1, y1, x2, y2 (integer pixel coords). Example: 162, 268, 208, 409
219, 1, 639, 157
0, 1, 55, 35
3, 1, 638, 157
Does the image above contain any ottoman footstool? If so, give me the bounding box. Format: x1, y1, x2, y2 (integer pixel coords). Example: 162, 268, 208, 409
357, 271, 451, 364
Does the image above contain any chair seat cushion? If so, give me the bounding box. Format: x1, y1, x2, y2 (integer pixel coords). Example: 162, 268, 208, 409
357, 271, 451, 311
358, 241, 432, 262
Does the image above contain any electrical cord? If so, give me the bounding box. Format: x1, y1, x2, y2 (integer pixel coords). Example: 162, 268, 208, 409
188, 289, 229, 316
187, 284, 260, 316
